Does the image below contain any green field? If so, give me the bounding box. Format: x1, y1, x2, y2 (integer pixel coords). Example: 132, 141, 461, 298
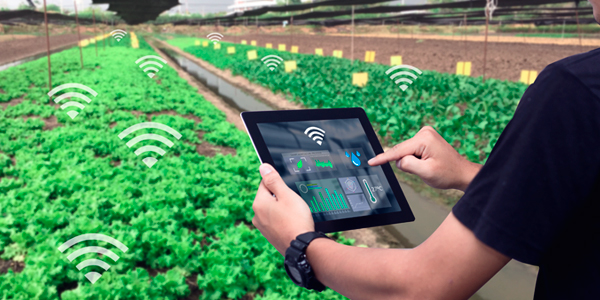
0, 36, 353, 299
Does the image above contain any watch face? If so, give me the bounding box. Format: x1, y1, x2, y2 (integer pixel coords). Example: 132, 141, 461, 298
287, 265, 303, 284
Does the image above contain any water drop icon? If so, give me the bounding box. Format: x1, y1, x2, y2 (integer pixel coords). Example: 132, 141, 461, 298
345, 151, 349, 157
297, 159, 303, 169
351, 152, 361, 167
356, 151, 361, 157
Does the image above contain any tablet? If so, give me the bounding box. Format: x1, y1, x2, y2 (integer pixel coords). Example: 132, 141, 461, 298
242, 108, 414, 233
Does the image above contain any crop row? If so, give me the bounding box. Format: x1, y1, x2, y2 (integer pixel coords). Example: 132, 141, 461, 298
0, 35, 352, 299
168, 37, 528, 164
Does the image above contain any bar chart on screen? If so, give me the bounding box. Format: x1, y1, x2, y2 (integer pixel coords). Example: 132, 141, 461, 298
295, 179, 351, 214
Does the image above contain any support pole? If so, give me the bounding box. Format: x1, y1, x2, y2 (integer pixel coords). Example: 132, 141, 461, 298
43, 0, 52, 94
93, 9, 98, 57
561, 19, 566, 39
101, 13, 106, 50
351, 5, 355, 62
575, 8, 583, 51
463, 14, 467, 59
74, 0, 83, 69
482, 5, 490, 84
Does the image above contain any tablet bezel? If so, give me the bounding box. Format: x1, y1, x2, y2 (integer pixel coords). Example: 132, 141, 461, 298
242, 107, 415, 233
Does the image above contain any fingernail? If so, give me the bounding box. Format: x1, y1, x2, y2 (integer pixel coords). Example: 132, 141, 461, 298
368, 158, 375, 164
259, 164, 272, 177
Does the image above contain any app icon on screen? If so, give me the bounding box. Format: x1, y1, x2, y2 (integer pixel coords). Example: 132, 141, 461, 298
339, 148, 368, 168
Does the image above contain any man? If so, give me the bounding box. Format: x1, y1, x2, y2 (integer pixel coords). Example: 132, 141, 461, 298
252, 1, 600, 299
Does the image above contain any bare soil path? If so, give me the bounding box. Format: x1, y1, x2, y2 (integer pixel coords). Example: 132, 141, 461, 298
0, 34, 88, 66
230, 33, 596, 82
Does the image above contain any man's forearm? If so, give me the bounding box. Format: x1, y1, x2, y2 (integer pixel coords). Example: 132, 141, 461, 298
457, 161, 483, 192
305, 238, 413, 300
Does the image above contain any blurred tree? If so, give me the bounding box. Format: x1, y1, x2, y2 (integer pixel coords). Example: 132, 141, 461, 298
47, 4, 60, 12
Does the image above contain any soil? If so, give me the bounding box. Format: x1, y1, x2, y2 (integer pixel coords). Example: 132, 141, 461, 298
0, 259, 24, 274
0, 34, 89, 66
227, 33, 596, 82
0, 97, 25, 109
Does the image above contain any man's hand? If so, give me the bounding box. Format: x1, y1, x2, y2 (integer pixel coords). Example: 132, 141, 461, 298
368, 126, 481, 191
252, 164, 315, 255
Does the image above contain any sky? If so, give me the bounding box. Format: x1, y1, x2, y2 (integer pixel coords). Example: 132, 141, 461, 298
1, 0, 428, 14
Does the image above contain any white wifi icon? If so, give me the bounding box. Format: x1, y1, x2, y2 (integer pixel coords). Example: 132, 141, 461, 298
110, 29, 127, 41
261, 55, 283, 71
207, 32, 223, 44
135, 55, 167, 79
385, 64, 423, 92
304, 126, 326, 146
58, 233, 128, 284
47, 83, 97, 119
118, 122, 182, 168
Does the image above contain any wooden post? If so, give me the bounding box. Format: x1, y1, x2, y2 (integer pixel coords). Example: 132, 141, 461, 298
463, 14, 467, 59
74, 0, 83, 69
43, 0, 52, 94
93, 9, 98, 57
351, 5, 355, 62
575, 7, 583, 51
482, 4, 490, 83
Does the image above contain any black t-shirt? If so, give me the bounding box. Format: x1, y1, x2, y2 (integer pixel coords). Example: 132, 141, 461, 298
453, 48, 600, 300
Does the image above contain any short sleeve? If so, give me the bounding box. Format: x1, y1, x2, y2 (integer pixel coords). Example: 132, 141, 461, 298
452, 66, 600, 265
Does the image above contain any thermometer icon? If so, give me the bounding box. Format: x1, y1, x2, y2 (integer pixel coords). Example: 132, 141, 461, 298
362, 179, 377, 203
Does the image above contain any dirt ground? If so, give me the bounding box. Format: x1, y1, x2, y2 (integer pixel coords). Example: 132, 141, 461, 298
226, 33, 596, 82
0, 34, 88, 66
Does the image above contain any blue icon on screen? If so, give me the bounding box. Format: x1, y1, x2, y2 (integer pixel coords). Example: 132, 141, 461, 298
345, 151, 361, 167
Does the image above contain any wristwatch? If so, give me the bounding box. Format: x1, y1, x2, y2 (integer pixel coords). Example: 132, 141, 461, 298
284, 231, 331, 292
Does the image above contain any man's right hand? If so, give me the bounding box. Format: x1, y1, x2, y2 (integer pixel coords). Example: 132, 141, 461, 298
368, 126, 482, 192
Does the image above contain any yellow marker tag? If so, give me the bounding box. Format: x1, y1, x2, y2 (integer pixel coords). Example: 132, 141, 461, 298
291, 46, 299, 53
352, 72, 368, 87
520, 70, 538, 85
79, 39, 89, 47
315, 48, 323, 56
241, 40, 247, 45
464, 62, 472, 76
266, 43, 272, 49
456, 61, 472, 76
364, 51, 375, 62
202, 41, 209, 47
528, 70, 538, 84
519, 70, 530, 84
195, 40, 200, 46
251, 40, 257, 46
227, 46, 235, 54
278, 44, 286, 51
214, 43, 221, 50
247, 50, 258, 60
333, 50, 343, 58
390, 56, 403, 66
284, 60, 297, 73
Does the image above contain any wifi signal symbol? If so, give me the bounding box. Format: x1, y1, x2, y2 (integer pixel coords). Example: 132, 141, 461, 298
110, 29, 127, 41
119, 122, 182, 168
385, 64, 423, 91
261, 55, 283, 71
135, 55, 167, 79
47, 83, 97, 119
207, 32, 223, 44
58, 233, 128, 284
304, 126, 325, 146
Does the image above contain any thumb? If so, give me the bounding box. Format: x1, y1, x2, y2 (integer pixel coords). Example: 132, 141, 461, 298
259, 164, 291, 198
396, 155, 427, 176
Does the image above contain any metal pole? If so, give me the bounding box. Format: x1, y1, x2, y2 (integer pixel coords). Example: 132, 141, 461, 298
351, 5, 355, 62
74, 0, 83, 69
482, 5, 490, 84
43, 0, 52, 94
93, 9, 98, 57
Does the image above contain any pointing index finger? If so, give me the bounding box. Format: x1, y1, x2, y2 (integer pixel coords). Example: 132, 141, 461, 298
368, 138, 419, 166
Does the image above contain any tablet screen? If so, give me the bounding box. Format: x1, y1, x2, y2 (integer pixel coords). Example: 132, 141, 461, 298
257, 118, 403, 222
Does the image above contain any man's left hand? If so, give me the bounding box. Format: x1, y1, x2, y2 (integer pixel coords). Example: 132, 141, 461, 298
253, 164, 315, 255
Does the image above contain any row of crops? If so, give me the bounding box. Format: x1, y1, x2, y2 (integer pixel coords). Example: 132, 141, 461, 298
0, 34, 353, 299
167, 37, 529, 164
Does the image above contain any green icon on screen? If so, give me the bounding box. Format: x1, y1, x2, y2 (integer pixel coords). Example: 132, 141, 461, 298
297, 160, 303, 169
